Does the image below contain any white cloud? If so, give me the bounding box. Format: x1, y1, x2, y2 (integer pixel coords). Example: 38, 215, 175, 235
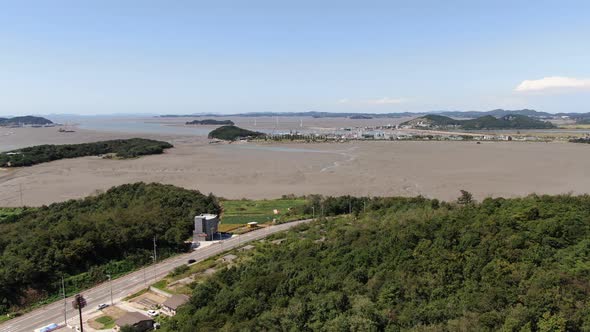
338, 97, 407, 105
515, 76, 590, 92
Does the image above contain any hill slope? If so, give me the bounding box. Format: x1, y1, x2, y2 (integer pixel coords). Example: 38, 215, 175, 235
163, 195, 590, 331
401, 114, 555, 130
208, 125, 266, 140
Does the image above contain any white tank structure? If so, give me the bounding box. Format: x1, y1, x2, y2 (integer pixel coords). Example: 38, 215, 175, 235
193, 214, 219, 242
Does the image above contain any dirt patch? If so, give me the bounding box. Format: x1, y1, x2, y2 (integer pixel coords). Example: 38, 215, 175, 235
102, 305, 127, 319
88, 306, 127, 330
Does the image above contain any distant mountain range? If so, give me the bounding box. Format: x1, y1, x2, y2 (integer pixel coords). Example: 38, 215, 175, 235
0, 116, 53, 126
158, 109, 590, 120
400, 114, 556, 130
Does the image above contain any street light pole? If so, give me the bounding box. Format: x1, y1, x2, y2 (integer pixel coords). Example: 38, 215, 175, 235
107, 274, 113, 305
153, 236, 157, 281
61, 276, 67, 325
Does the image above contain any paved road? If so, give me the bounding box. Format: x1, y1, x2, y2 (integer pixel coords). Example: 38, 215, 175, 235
1, 219, 312, 332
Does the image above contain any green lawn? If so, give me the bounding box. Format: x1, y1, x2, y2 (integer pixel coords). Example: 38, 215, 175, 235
96, 315, 115, 329
221, 199, 308, 224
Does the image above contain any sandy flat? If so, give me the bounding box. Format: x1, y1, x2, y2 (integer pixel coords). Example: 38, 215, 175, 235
1, 126, 589, 206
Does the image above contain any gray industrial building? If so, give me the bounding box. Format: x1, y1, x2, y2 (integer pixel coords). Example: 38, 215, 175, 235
193, 214, 219, 242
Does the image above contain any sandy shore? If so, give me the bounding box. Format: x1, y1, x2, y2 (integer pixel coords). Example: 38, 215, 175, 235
1, 126, 588, 206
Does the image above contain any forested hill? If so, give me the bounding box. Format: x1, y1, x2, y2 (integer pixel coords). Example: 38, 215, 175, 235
208, 125, 266, 141
401, 114, 555, 130
461, 114, 556, 130
0, 116, 53, 126
0, 138, 173, 167
164, 194, 590, 331
0, 182, 220, 315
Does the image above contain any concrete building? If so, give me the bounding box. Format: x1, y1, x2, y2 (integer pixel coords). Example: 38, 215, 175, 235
114, 312, 154, 332
193, 214, 219, 241
220, 254, 238, 263
162, 294, 190, 316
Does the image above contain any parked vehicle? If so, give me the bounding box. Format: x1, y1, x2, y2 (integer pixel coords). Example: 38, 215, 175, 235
188, 259, 196, 264
33, 323, 60, 332
147, 309, 159, 317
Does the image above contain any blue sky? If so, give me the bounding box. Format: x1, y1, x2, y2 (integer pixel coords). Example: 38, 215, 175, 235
1, 0, 589, 115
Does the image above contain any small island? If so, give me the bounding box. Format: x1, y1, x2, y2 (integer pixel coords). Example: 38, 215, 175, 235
0, 138, 173, 167
0, 116, 53, 127
400, 114, 556, 130
185, 119, 235, 126
208, 125, 266, 141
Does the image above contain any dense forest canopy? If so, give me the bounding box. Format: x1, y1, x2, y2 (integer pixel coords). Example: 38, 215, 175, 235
0, 182, 220, 314
208, 125, 266, 141
0, 138, 173, 167
164, 194, 590, 331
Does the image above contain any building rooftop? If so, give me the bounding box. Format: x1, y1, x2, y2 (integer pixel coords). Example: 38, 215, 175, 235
196, 214, 218, 220
220, 254, 238, 262
115, 312, 153, 327
239, 245, 255, 251
163, 294, 190, 310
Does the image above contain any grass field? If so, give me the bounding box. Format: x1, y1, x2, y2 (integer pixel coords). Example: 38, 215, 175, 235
0, 207, 24, 223
96, 316, 115, 329
218, 224, 245, 232
221, 198, 308, 225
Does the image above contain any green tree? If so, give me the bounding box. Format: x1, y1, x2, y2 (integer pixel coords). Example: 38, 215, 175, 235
457, 189, 474, 205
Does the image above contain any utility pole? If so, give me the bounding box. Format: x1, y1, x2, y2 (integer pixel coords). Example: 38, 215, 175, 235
19, 183, 23, 206
62, 277, 67, 325
312, 206, 315, 219
72, 294, 86, 332
153, 236, 157, 281
106, 274, 113, 305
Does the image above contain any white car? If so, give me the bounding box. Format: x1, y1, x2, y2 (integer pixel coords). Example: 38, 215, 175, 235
97, 303, 109, 310
147, 309, 159, 317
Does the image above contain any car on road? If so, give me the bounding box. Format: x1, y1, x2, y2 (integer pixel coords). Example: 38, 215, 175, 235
147, 309, 159, 317
97, 303, 109, 310
188, 259, 196, 264
33, 323, 60, 332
